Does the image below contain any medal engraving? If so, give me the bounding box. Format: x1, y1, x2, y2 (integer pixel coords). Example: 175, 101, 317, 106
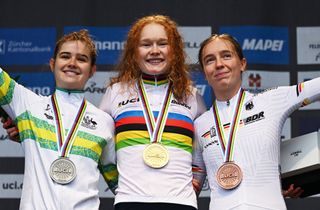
143, 143, 169, 168
50, 157, 77, 184
216, 162, 242, 190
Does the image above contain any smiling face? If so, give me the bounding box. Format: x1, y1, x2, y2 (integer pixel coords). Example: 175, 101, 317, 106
201, 38, 246, 100
136, 23, 171, 75
50, 40, 96, 90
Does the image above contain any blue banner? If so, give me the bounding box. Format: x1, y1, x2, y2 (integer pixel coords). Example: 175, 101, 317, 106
219, 26, 289, 64
191, 71, 212, 109
9, 71, 55, 96
64, 27, 129, 65
0, 28, 56, 65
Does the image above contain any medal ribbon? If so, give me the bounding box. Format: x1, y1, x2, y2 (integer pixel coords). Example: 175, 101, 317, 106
212, 89, 245, 162
51, 93, 87, 157
137, 79, 173, 143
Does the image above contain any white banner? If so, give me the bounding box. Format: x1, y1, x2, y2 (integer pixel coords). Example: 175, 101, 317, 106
84, 71, 118, 107
178, 27, 212, 64
0, 174, 23, 198
297, 27, 320, 64
242, 70, 290, 93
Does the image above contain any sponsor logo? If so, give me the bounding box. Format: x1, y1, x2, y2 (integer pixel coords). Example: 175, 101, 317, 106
248, 73, 261, 87
7, 41, 51, 53
0, 28, 55, 65
2, 181, 23, 190
243, 70, 290, 94
118, 98, 140, 107
245, 101, 254, 110
95, 40, 125, 51
309, 43, 320, 49
84, 81, 107, 94
297, 27, 320, 64
171, 99, 191, 109
220, 26, 289, 64
0, 40, 5, 54
184, 41, 200, 49
82, 115, 97, 130
243, 111, 265, 125
204, 139, 219, 148
243, 39, 284, 51
64, 27, 129, 64
44, 104, 53, 120
290, 150, 302, 157
27, 86, 51, 96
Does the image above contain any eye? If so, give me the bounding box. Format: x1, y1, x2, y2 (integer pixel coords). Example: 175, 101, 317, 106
204, 57, 215, 65
158, 41, 168, 47
77, 55, 89, 62
59, 53, 71, 59
140, 42, 151, 47
222, 53, 232, 59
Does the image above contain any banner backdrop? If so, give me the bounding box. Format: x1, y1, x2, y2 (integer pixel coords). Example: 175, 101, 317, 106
0, 0, 320, 209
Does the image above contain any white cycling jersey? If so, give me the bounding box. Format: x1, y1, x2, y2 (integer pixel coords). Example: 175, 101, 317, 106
99, 74, 206, 208
0, 68, 117, 210
193, 77, 320, 210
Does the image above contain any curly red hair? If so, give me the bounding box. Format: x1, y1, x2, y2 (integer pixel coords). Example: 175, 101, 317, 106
111, 15, 192, 101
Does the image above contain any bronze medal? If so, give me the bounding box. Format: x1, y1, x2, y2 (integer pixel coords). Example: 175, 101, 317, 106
49, 157, 77, 184
143, 143, 169, 168
216, 162, 242, 190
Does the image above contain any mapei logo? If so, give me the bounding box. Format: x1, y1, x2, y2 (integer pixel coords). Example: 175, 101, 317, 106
0, 40, 5, 54
219, 26, 289, 64
243, 39, 284, 51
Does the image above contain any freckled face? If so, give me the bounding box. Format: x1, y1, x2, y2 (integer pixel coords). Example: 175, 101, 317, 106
50, 40, 96, 90
137, 23, 170, 75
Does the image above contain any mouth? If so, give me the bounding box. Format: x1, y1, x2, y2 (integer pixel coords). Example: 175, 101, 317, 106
214, 71, 229, 80
146, 58, 165, 65
62, 69, 80, 76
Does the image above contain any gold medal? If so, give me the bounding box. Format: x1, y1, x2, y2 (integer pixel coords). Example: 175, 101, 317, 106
216, 162, 242, 190
143, 143, 169, 168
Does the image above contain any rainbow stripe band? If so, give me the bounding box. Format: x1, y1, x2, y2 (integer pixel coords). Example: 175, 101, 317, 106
212, 89, 245, 162
137, 79, 173, 144
51, 93, 87, 157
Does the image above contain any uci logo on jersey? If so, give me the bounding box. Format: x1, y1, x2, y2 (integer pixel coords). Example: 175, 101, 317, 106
118, 98, 140, 107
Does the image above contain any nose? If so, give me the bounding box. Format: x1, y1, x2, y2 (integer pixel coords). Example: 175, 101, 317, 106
215, 57, 224, 69
67, 57, 77, 67
150, 43, 160, 54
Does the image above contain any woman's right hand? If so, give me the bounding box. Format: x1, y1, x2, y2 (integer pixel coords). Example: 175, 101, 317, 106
1, 117, 20, 142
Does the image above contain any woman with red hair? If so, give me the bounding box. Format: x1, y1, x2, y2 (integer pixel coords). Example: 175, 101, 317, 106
99, 15, 206, 210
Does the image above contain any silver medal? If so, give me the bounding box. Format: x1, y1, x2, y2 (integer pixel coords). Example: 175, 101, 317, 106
49, 157, 76, 184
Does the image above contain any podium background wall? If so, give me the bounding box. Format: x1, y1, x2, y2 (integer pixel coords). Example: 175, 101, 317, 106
0, 0, 320, 209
